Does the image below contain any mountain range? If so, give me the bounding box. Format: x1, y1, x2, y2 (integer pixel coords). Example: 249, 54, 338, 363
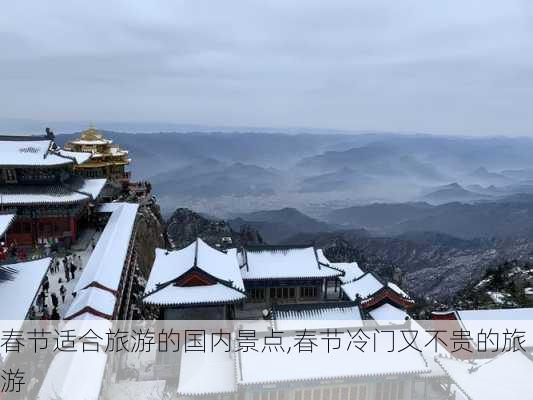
55, 130, 533, 224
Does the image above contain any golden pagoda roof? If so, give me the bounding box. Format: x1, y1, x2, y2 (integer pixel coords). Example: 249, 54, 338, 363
69, 127, 113, 145
80, 127, 105, 141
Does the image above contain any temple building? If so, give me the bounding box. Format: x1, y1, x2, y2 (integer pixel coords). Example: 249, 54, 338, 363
63, 127, 131, 184
238, 245, 342, 306
0, 132, 106, 247
143, 239, 417, 321
143, 238, 246, 319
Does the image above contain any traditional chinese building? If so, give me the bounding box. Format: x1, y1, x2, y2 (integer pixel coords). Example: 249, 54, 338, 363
238, 245, 342, 307
0, 132, 106, 247
340, 271, 415, 317
143, 238, 246, 319
63, 127, 131, 184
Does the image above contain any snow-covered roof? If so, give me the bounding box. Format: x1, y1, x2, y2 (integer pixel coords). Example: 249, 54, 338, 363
457, 308, 533, 321
369, 303, 408, 325
98, 202, 124, 213
37, 342, 108, 400
144, 239, 245, 306
0, 258, 50, 320
341, 272, 384, 301
436, 351, 533, 400
0, 213, 16, 236
316, 249, 364, 283
0, 139, 75, 167
75, 203, 138, 293
144, 282, 245, 306
75, 178, 107, 200
455, 308, 533, 349
240, 246, 341, 280
236, 329, 430, 385
273, 303, 363, 330
178, 337, 237, 395
70, 139, 112, 145
64, 286, 116, 319
0, 185, 90, 206
146, 240, 244, 293
387, 282, 410, 298
0, 178, 105, 206
57, 149, 92, 164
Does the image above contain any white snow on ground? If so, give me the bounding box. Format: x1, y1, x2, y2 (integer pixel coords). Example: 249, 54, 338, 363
37, 231, 101, 318
487, 291, 512, 305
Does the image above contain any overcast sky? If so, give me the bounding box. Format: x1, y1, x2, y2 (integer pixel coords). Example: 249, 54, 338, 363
1, 1, 532, 135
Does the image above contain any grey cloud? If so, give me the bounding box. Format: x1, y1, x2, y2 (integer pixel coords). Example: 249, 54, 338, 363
1, 0, 532, 135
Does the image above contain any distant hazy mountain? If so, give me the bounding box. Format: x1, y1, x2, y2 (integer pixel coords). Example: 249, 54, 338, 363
296, 143, 447, 182
54, 130, 533, 215
298, 167, 377, 193
501, 168, 533, 181
465, 167, 513, 186
228, 207, 334, 243
151, 160, 281, 198
421, 182, 491, 204
326, 202, 434, 231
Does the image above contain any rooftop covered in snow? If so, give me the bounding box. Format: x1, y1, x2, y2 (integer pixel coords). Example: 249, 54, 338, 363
368, 302, 409, 325
144, 239, 245, 306
0, 178, 106, 206
236, 329, 431, 385
64, 286, 116, 320
316, 249, 365, 283
74, 202, 139, 294
0, 138, 90, 168
272, 301, 363, 330
436, 351, 533, 400
240, 245, 341, 281
0, 213, 16, 237
341, 272, 384, 301
0, 258, 50, 320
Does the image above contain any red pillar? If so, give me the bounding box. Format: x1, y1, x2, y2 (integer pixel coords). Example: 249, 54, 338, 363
70, 217, 77, 242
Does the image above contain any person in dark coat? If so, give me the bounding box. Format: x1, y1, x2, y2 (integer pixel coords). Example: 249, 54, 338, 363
51, 307, 60, 320
51, 292, 59, 308
64, 263, 70, 282
70, 262, 77, 280
59, 285, 66, 303
42, 276, 49, 294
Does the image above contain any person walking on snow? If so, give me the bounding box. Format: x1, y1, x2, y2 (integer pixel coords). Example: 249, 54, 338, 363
51, 292, 59, 309
59, 285, 66, 303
